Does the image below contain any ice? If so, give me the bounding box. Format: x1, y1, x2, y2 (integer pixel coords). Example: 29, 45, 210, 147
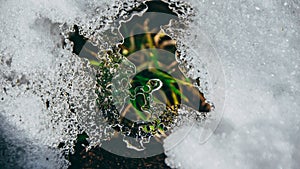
0, 0, 299, 169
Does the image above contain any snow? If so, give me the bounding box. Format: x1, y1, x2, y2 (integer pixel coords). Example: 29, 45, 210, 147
0, 0, 299, 169
164, 0, 300, 169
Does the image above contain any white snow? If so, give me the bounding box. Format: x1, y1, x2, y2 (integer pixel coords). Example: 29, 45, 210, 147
164, 0, 300, 169
0, 0, 299, 169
